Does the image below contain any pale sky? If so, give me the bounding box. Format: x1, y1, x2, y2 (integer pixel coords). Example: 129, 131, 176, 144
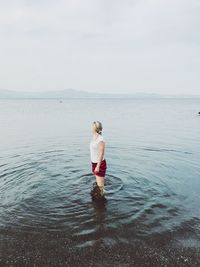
0, 0, 199, 94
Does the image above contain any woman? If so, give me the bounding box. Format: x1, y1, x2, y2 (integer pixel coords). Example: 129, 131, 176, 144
90, 121, 107, 197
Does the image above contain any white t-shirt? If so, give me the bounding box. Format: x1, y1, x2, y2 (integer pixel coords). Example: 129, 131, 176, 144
90, 134, 105, 163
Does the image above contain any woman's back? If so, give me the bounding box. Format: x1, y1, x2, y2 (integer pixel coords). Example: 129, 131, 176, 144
90, 134, 105, 163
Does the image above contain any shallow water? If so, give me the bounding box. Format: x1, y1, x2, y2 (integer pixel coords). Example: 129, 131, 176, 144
0, 98, 200, 266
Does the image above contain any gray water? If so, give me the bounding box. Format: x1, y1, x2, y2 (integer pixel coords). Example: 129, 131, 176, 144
0, 98, 200, 266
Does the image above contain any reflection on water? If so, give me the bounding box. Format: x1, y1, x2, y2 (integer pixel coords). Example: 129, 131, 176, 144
0, 99, 200, 266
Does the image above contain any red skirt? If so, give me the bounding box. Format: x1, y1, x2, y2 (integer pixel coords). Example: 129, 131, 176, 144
92, 159, 107, 177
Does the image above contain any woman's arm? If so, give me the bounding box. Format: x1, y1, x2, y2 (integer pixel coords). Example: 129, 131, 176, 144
94, 141, 105, 172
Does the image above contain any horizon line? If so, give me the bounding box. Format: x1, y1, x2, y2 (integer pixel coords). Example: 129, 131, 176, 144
0, 88, 200, 96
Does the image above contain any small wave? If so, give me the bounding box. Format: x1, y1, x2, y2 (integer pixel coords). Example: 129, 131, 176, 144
141, 146, 192, 154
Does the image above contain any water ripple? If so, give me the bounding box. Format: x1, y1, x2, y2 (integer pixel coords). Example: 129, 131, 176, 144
0, 142, 199, 251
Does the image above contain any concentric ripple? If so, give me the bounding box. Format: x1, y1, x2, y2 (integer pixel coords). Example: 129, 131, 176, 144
1, 145, 199, 250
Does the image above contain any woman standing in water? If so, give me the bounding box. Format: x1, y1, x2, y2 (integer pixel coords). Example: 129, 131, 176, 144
90, 121, 107, 198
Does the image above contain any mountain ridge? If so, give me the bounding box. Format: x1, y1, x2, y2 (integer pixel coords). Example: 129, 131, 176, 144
0, 89, 199, 99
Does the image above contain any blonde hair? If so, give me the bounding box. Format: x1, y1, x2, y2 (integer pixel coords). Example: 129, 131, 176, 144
92, 121, 103, 135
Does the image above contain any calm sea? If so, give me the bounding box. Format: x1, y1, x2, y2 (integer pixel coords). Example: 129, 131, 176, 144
0, 98, 200, 266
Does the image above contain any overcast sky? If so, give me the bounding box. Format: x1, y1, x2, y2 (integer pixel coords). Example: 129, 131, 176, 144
0, 0, 199, 94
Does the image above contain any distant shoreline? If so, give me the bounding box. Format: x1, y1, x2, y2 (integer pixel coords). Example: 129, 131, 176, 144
0, 88, 200, 99
0, 97, 200, 100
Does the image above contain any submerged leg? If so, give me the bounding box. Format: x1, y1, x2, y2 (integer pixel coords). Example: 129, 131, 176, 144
95, 175, 105, 196
95, 175, 105, 187
90, 175, 106, 200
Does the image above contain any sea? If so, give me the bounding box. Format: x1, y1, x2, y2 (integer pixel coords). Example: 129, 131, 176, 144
0, 98, 200, 266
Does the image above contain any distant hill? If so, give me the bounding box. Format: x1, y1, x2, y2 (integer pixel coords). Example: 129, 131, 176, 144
0, 89, 199, 99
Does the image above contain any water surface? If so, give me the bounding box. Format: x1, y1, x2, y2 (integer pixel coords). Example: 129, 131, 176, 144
0, 98, 200, 266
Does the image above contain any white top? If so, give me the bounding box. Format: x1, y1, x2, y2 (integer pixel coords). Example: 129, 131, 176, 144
90, 134, 105, 163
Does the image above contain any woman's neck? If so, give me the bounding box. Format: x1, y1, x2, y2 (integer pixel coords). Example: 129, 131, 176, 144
93, 132, 99, 140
